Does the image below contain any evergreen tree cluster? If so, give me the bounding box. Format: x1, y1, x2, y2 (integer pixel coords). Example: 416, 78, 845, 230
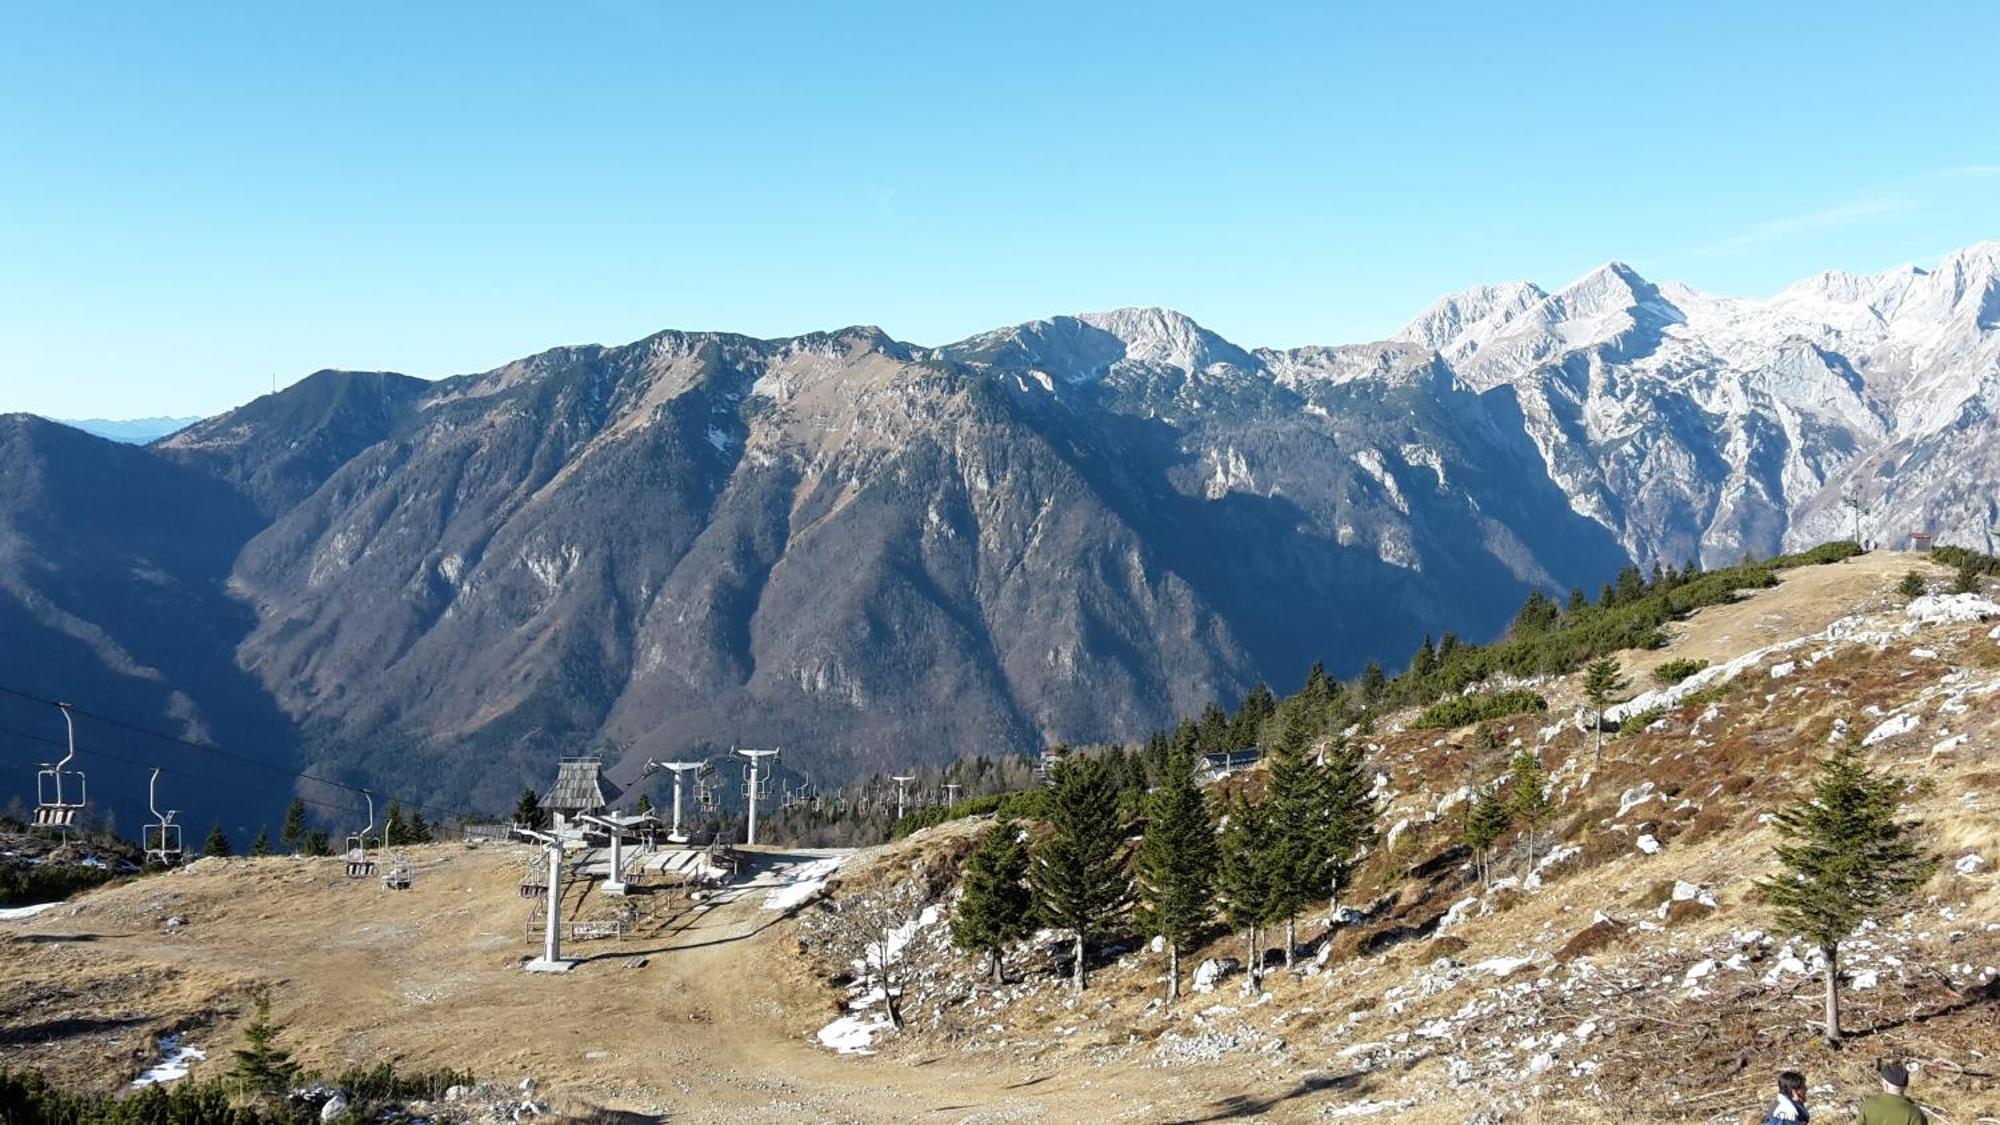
955, 710, 1378, 1001
380, 800, 434, 846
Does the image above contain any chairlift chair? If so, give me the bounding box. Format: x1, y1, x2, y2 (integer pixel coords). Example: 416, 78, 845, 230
380, 852, 413, 890
344, 791, 377, 878
143, 768, 183, 866
33, 703, 87, 830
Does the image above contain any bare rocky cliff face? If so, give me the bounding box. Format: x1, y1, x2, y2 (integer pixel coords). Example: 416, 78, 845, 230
4, 244, 1994, 815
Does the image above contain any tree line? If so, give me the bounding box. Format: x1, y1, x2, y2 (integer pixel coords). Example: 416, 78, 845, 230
953, 708, 1378, 1001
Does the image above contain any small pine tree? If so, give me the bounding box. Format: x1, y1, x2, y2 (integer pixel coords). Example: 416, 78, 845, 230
408, 807, 433, 844
383, 800, 409, 847
1951, 562, 1981, 595
1583, 656, 1630, 766
1896, 570, 1927, 598
1359, 662, 1387, 706
1464, 790, 1511, 891
1410, 634, 1438, 680
1317, 741, 1377, 919
1217, 793, 1276, 988
514, 788, 547, 830
953, 819, 1034, 984
304, 830, 331, 857
230, 990, 300, 1098
202, 821, 232, 858
1757, 738, 1934, 1044
279, 797, 307, 854
1136, 744, 1218, 1001
250, 826, 271, 856
1263, 722, 1326, 968
1615, 564, 1645, 603
636, 793, 654, 816
1507, 750, 1551, 872
1027, 755, 1129, 993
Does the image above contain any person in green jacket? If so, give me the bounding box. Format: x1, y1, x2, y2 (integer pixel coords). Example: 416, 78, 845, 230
1856, 1060, 1928, 1125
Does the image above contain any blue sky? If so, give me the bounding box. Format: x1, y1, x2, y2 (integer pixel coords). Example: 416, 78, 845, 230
2, 2, 1994, 418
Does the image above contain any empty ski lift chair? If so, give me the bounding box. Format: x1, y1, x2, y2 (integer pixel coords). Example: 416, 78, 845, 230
33, 703, 87, 830
696, 764, 720, 813
519, 852, 548, 898
344, 791, 377, 878
143, 768, 183, 866
380, 853, 413, 890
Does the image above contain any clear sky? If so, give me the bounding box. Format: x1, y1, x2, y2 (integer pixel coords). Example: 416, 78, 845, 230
2, 2, 1995, 419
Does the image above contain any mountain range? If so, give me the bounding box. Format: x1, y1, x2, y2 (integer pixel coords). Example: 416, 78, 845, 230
3, 243, 1996, 825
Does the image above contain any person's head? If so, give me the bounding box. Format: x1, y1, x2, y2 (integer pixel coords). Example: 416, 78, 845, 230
1778, 1070, 1807, 1101
1878, 1059, 1911, 1094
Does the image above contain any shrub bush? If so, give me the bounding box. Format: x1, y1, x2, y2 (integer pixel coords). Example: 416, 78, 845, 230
1411, 690, 1548, 730
1650, 658, 1709, 687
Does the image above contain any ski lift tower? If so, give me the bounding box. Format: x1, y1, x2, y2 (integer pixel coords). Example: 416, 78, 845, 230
143, 769, 183, 867
642, 759, 704, 843
736, 748, 780, 847
513, 826, 573, 973
890, 774, 916, 821
580, 812, 649, 896
942, 782, 961, 805
34, 702, 87, 838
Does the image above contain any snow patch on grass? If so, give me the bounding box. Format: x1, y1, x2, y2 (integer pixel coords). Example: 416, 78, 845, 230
0, 902, 62, 921
761, 856, 846, 912
131, 1036, 206, 1087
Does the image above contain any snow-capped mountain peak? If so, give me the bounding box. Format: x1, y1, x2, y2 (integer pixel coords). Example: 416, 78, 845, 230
1392, 280, 1546, 362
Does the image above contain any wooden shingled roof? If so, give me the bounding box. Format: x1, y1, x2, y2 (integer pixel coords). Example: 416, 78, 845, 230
546, 757, 623, 812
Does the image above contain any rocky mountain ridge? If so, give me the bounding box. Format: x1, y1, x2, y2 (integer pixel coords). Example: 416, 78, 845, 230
2, 244, 1995, 820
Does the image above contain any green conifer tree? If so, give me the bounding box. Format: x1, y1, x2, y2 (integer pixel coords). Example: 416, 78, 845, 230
408, 807, 433, 844
1317, 740, 1377, 921
1411, 634, 1438, 680
230, 990, 300, 1099
953, 819, 1034, 984
202, 821, 232, 858
1757, 738, 1934, 1043
1583, 656, 1630, 766
1464, 790, 1510, 890
1137, 743, 1218, 1000
1027, 755, 1129, 994
383, 800, 408, 847
1263, 721, 1325, 968
1359, 662, 1387, 706
1951, 561, 1981, 594
279, 797, 307, 854
1507, 750, 1551, 872
1896, 570, 1926, 598
250, 826, 271, 856
514, 788, 547, 830
1217, 793, 1275, 988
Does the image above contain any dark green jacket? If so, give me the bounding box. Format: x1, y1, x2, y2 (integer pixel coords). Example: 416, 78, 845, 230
1856, 1092, 1927, 1125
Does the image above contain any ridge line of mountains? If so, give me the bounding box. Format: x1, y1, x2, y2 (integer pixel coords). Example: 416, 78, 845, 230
4, 242, 1997, 826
